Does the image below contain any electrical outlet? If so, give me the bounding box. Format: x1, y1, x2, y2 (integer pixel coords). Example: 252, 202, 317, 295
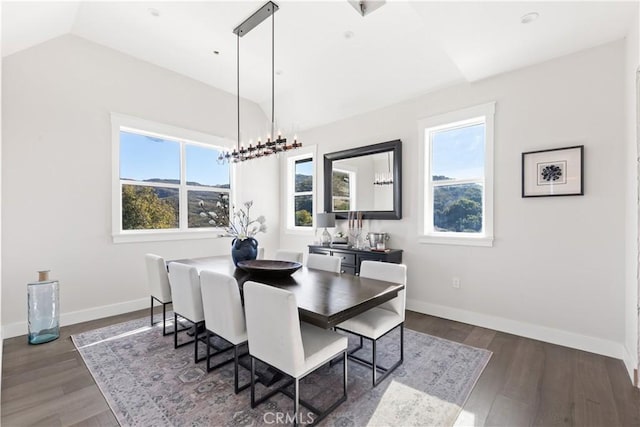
452, 277, 461, 289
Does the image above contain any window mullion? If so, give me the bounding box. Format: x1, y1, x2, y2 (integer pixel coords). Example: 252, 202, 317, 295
432, 178, 484, 187
120, 179, 181, 189
179, 142, 188, 231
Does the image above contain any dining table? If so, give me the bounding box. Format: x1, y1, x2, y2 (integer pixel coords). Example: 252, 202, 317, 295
168, 255, 405, 329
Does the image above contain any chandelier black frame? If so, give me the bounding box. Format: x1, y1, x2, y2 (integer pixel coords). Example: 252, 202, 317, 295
218, 1, 301, 164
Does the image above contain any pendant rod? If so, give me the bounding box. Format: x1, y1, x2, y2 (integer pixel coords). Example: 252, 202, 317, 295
236, 33, 240, 152
271, 8, 275, 139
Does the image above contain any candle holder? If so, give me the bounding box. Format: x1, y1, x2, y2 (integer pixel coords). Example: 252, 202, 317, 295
348, 229, 361, 249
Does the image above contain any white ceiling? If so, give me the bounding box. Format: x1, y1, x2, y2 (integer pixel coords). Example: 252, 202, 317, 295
2, 1, 637, 131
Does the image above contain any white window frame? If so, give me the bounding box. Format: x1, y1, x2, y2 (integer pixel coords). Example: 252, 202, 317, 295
111, 113, 235, 243
283, 145, 317, 234
331, 167, 357, 212
418, 102, 495, 247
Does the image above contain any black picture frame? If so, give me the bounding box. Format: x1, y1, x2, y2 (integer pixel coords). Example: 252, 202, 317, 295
324, 139, 402, 220
522, 145, 584, 197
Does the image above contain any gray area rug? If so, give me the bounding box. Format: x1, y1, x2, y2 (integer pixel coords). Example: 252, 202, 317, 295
71, 315, 491, 426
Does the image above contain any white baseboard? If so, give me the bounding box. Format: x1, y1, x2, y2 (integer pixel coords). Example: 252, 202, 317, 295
2, 297, 149, 339
407, 298, 627, 361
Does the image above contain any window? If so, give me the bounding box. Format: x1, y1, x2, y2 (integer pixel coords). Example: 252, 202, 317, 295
112, 114, 232, 243
419, 102, 495, 247
285, 148, 316, 232
332, 168, 356, 211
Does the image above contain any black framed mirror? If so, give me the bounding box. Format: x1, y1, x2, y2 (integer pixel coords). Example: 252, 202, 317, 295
324, 139, 402, 220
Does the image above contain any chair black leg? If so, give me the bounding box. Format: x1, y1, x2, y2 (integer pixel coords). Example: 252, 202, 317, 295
400, 323, 404, 362
293, 378, 300, 427
206, 331, 211, 371
232, 345, 251, 393
149, 296, 154, 327
162, 302, 167, 336
343, 351, 348, 398
234, 345, 239, 393
372, 338, 377, 387
250, 357, 256, 408
174, 313, 179, 349
343, 323, 405, 388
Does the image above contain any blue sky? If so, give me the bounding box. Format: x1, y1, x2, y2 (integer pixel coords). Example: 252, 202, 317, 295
432, 123, 484, 180
120, 131, 229, 186
295, 158, 313, 176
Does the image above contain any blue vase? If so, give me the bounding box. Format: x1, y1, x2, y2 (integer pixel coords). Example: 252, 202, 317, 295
231, 237, 258, 266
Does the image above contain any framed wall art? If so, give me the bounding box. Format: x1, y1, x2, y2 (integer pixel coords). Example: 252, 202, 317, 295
522, 145, 584, 197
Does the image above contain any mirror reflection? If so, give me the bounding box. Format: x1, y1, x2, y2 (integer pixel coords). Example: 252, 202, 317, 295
331, 152, 394, 212
324, 139, 402, 220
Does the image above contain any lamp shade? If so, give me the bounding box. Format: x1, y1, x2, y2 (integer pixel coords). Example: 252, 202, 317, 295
317, 213, 336, 228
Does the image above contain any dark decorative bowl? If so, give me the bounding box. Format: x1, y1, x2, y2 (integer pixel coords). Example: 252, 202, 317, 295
236, 260, 302, 278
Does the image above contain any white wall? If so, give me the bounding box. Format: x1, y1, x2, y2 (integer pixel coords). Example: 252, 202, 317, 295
282, 40, 629, 360
0, 1, 4, 401
625, 5, 640, 380
1, 35, 280, 335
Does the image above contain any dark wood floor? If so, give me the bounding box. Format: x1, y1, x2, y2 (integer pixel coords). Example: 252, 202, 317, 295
2, 309, 640, 426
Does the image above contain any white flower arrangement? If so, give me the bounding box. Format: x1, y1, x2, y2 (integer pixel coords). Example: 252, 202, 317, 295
199, 199, 266, 240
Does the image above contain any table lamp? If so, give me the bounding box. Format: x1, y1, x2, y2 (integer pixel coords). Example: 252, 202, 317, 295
317, 213, 336, 246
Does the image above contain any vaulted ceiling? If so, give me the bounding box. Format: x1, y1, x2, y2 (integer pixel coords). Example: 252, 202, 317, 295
2, 1, 637, 130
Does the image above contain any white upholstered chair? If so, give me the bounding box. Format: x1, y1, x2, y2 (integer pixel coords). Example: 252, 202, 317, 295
257, 247, 265, 260
168, 262, 206, 363
145, 254, 173, 336
200, 270, 250, 393
244, 281, 348, 426
306, 253, 341, 273
274, 250, 303, 263
336, 261, 407, 387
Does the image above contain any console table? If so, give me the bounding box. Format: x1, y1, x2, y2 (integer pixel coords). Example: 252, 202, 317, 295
308, 245, 403, 275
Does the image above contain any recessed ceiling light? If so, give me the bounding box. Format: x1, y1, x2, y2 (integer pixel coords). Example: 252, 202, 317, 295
344, 30, 355, 39
520, 12, 539, 24
148, 8, 160, 17
213, 50, 220, 55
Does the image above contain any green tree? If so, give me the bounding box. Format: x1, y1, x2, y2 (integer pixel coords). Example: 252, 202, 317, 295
295, 210, 312, 227
442, 199, 482, 232
122, 185, 177, 230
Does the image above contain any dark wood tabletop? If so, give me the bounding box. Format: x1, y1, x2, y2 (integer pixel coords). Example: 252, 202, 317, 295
168, 256, 404, 329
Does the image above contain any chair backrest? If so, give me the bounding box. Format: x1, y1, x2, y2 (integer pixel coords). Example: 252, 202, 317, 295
275, 250, 303, 263
168, 263, 204, 323
257, 247, 265, 260
359, 261, 407, 320
145, 254, 172, 303
306, 253, 341, 273
243, 281, 305, 377
200, 270, 246, 345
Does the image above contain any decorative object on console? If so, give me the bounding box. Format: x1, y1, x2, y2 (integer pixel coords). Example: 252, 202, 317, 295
333, 231, 348, 244
367, 232, 389, 250
348, 211, 364, 248
217, 1, 301, 164
522, 145, 584, 197
317, 212, 336, 246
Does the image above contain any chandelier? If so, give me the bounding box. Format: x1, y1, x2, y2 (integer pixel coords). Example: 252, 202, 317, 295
373, 152, 394, 186
218, 1, 301, 164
